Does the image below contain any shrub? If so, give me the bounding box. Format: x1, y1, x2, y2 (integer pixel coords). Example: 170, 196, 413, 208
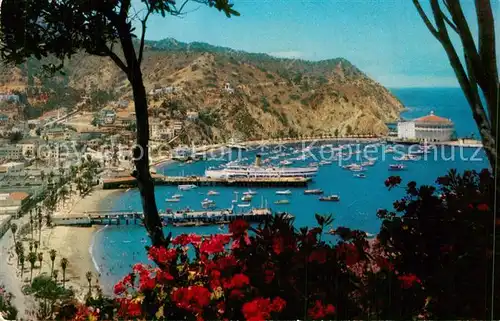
0, 284, 18, 320
69, 170, 498, 320
377, 169, 498, 319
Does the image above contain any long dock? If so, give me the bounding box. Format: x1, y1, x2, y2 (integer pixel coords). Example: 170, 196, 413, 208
102, 175, 310, 190
51, 208, 275, 227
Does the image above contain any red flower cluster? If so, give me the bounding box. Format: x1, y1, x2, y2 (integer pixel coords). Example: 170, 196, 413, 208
171, 286, 211, 314
229, 219, 250, 236
336, 243, 361, 266
477, 203, 489, 211
224, 273, 250, 289
375, 256, 394, 271
72, 305, 99, 321
117, 298, 141, 318
200, 234, 231, 254
113, 281, 126, 295
307, 300, 336, 319
172, 233, 202, 246
114, 273, 135, 295
155, 268, 174, 283
308, 249, 328, 264
242, 297, 287, 321
272, 235, 296, 255
148, 246, 177, 264
398, 273, 421, 289
264, 268, 275, 284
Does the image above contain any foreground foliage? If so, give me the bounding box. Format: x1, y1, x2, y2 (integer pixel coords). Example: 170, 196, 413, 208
0, 285, 18, 320
54, 169, 498, 320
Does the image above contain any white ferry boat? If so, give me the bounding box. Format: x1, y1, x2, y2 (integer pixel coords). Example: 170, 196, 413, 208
205, 164, 318, 179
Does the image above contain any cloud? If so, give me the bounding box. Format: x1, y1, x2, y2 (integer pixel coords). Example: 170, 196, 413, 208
267, 51, 304, 59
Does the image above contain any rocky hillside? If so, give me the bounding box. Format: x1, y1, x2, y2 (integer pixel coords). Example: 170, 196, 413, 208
0, 38, 403, 142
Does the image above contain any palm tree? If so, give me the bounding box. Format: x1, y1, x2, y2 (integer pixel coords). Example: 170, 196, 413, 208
15, 241, 24, 265
10, 223, 17, 245
27, 252, 37, 282
29, 216, 34, 239
37, 252, 43, 272
52, 269, 59, 283
60, 258, 68, 288
19, 253, 25, 279
49, 249, 56, 276
85, 271, 93, 297
37, 211, 43, 243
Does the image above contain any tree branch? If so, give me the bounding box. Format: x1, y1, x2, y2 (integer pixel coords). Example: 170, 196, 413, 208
427, 0, 496, 164
412, 0, 439, 38
445, 1, 485, 88
104, 45, 129, 74
475, 0, 498, 131
441, 10, 459, 33
138, 7, 152, 65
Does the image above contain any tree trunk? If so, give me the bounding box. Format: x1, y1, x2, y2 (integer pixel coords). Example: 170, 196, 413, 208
128, 65, 165, 246
118, 31, 165, 247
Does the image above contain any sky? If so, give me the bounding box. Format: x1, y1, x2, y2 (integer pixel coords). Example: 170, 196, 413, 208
137, 0, 499, 88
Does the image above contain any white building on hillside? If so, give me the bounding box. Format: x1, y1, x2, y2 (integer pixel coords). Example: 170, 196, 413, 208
397, 111, 454, 142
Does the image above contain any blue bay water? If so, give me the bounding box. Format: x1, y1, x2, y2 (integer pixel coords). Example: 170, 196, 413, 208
93, 87, 488, 291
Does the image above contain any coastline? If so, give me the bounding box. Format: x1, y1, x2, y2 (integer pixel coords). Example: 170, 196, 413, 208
49, 188, 123, 299
0, 186, 124, 307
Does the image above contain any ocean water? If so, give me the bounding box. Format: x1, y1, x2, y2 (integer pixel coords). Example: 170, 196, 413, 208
92, 87, 488, 292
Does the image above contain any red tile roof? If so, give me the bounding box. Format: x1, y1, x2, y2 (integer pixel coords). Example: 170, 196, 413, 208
414, 112, 452, 124
9, 192, 30, 201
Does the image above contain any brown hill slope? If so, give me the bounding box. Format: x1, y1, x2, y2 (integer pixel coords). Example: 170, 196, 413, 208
0, 39, 403, 142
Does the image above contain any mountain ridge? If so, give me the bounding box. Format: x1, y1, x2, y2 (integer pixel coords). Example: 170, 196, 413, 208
0, 38, 404, 143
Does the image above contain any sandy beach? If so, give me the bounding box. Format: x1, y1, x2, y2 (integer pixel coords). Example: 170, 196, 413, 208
46, 187, 123, 299
0, 186, 123, 309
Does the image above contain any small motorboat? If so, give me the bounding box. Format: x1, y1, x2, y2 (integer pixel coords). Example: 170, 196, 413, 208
172, 194, 183, 199
237, 203, 251, 208
280, 160, 293, 166
304, 189, 324, 195
319, 160, 332, 165
243, 189, 257, 196
354, 173, 366, 178
207, 190, 220, 196
319, 195, 340, 202
241, 194, 253, 202
178, 184, 197, 191
274, 199, 290, 205
385, 146, 395, 153
201, 198, 216, 208
276, 190, 292, 195
166, 198, 180, 203
361, 160, 375, 166
389, 164, 405, 171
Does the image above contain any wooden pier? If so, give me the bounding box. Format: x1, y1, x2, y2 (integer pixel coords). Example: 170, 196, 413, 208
51, 208, 275, 227
103, 175, 310, 190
